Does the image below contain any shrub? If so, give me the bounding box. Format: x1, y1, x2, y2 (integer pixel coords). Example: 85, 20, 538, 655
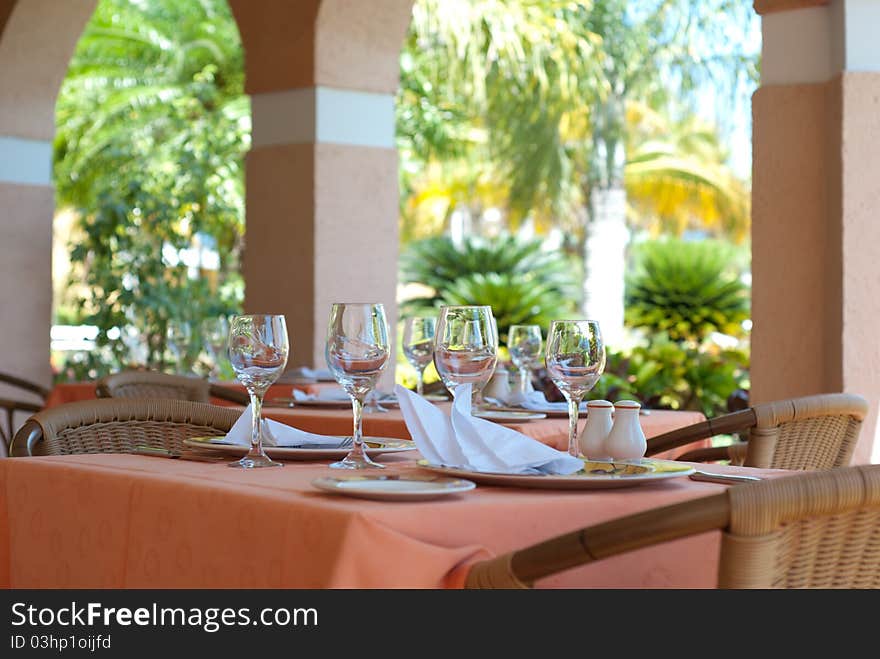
624, 238, 749, 342
399, 234, 578, 340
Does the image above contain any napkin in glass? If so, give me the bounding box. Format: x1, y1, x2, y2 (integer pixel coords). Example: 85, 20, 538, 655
394, 383, 583, 475
291, 388, 350, 402
225, 405, 345, 447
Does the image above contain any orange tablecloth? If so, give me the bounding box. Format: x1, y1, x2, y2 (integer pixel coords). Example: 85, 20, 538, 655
260, 403, 707, 460
44, 380, 329, 408
0, 453, 783, 589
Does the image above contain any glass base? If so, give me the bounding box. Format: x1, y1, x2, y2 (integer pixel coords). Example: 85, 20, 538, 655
228, 453, 284, 469
329, 452, 385, 470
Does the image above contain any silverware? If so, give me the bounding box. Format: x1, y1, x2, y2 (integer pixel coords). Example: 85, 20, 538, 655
133, 446, 228, 463
689, 470, 762, 485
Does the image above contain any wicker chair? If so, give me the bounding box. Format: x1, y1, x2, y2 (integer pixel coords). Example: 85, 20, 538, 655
0, 372, 50, 458
466, 464, 880, 589
645, 393, 868, 470
96, 369, 249, 405
9, 398, 241, 457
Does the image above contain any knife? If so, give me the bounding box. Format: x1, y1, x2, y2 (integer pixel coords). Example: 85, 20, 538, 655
133, 446, 228, 462
689, 470, 762, 485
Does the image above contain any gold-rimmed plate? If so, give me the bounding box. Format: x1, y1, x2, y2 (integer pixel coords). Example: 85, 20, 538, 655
311, 474, 476, 501
184, 436, 416, 460
265, 397, 352, 409
472, 409, 547, 422
417, 458, 695, 490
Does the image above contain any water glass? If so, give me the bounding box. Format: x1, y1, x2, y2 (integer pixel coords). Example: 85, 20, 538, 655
326, 303, 390, 469
402, 316, 437, 395
201, 315, 230, 378
507, 324, 543, 396
227, 314, 289, 468
433, 305, 498, 409
545, 320, 605, 457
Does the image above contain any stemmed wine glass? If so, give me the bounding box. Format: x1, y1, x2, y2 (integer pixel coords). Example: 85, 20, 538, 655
433, 305, 497, 410
545, 320, 605, 457
227, 314, 289, 469
402, 316, 437, 395
507, 324, 543, 397
201, 315, 230, 379
325, 303, 390, 469
166, 320, 192, 373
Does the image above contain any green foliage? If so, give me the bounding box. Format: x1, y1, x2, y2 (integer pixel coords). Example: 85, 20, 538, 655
54, 0, 246, 377
588, 333, 750, 418
399, 234, 578, 341
624, 238, 750, 342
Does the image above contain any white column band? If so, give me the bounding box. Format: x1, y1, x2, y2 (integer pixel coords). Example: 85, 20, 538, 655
0, 136, 52, 186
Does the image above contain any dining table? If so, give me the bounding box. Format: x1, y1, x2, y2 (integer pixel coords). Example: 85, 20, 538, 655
0, 450, 784, 589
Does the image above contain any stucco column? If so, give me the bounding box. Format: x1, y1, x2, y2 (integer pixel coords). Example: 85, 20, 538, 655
0, 0, 96, 393
230, 0, 413, 376
752, 0, 880, 462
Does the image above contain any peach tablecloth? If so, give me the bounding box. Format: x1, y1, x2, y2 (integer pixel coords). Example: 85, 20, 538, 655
0, 453, 783, 589
260, 403, 707, 460
44, 380, 328, 408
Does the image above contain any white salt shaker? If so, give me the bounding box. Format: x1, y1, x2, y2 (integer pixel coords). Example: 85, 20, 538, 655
578, 400, 614, 459
483, 367, 512, 404
604, 400, 647, 460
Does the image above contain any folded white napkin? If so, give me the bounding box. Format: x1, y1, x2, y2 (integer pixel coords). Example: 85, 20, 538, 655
225, 405, 344, 447
291, 366, 334, 380
395, 383, 583, 475
291, 388, 350, 402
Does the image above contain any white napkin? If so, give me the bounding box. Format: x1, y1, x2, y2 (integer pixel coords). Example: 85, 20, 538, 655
291, 388, 350, 402
394, 383, 583, 475
225, 405, 344, 447
291, 366, 334, 380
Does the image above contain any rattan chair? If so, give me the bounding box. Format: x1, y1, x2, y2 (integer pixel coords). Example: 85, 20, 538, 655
466, 464, 880, 589
96, 369, 249, 405
0, 372, 50, 458
9, 398, 240, 457
645, 393, 868, 470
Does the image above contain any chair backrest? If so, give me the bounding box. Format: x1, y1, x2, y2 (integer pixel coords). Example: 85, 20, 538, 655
646, 393, 868, 470
97, 370, 211, 403
10, 398, 240, 457
745, 393, 867, 469
465, 464, 880, 589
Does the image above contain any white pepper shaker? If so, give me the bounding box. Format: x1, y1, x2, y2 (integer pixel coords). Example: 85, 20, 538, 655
578, 400, 614, 459
604, 400, 647, 460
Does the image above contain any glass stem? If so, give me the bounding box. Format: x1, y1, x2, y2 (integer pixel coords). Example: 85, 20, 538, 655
519, 367, 529, 394
416, 369, 424, 396
250, 391, 265, 455
567, 394, 583, 457
349, 395, 366, 459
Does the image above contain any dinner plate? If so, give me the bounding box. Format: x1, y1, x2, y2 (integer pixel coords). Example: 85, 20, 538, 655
266, 397, 352, 409
482, 405, 585, 418
472, 409, 547, 421
311, 474, 476, 501
184, 436, 417, 460
417, 458, 695, 490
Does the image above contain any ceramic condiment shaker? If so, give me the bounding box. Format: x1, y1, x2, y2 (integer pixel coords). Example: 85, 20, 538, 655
604, 400, 647, 460
483, 366, 512, 404
578, 400, 614, 459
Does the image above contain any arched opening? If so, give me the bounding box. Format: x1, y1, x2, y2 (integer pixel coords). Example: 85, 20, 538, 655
52, 0, 249, 380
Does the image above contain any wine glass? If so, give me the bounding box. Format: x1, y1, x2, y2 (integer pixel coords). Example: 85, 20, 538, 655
166, 320, 192, 373
325, 303, 390, 469
545, 320, 605, 457
433, 305, 498, 410
402, 316, 437, 395
227, 314, 289, 469
201, 315, 230, 379
507, 324, 543, 397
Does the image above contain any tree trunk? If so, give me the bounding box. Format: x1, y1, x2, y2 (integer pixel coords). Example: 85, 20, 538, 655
582, 186, 628, 348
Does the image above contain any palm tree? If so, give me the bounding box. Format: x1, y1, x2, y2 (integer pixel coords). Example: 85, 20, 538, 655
397, 0, 757, 344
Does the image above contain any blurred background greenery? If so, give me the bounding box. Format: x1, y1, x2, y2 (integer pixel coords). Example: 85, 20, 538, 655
52, 0, 758, 419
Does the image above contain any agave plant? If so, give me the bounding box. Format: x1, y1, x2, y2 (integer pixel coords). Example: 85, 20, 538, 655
624, 238, 749, 343
399, 234, 578, 341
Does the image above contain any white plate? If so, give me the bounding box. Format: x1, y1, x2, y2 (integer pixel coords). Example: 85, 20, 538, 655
473, 409, 547, 421
266, 397, 352, 409
311, 474, 476, 501
417, 458, 695, 490
482, 405, 584, 418
184, 436, 417, 460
